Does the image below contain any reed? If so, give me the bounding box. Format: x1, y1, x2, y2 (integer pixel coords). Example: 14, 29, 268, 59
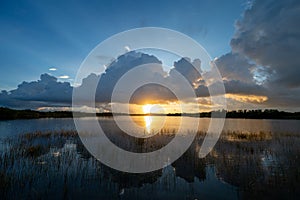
0, 128, 299, 199
224, 130, 272, 141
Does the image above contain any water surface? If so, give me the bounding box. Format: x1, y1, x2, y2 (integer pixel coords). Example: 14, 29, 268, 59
0, 117, 299, 199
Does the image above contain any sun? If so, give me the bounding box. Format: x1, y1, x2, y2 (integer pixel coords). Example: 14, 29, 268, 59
142, 104, 152, 114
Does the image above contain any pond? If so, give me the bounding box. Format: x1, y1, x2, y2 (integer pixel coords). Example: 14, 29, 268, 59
0, 117, 300, 199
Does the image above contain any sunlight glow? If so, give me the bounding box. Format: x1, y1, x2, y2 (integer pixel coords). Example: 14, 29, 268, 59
144, 116, 153, 133
226, 94, 268, 103
142, 104, 153, 114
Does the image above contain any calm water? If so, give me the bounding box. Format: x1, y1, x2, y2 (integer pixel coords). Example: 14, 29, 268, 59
0, 117, 300, 199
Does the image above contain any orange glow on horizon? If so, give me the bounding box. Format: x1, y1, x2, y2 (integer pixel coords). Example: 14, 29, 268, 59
225, 94, 268, 103
142, 104, 153, 114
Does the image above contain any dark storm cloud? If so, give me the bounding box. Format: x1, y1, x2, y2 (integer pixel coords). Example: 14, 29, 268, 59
231, 0, 300, 88
195, 80, 266, 98
224, 80, 266, 95
214, 52, 255, 83
213, 0, 300, 109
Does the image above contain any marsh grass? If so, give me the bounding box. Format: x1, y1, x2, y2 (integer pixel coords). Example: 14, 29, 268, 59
22, 130, 77, 140
0, 171, 10, 190
0, 128, 299, 199
224, 130, 272, 141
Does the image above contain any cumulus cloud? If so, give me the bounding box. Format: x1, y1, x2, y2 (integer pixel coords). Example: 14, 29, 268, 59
224, 80, 266, 96
0, 50, 271, 110
94, 51, 165, 103
231, 0, 300, 88
194, 79, 266, 98
213, 0, 300, 110
77, 51, 266, 106
169, 58, 202, 86
130, 84, 177, 104
85, 52, 215, 105
214, 52, 255, 83
0, 74, 72, 109
0, 51, 219, 108
2, 0, 299, 111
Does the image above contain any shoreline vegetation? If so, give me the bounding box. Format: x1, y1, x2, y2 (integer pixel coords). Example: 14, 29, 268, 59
1, 107, 300, 120
1, 128, 299, 198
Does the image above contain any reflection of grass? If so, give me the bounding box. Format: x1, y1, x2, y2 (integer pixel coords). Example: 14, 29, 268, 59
0, 171, 10, 190
210, 133, 300, 199
276, 132, 300, 138
24, 145, 44, 157
16, 130, 79, 158
1, 128, 299, 199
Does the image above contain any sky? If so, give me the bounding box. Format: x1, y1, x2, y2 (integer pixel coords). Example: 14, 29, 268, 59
0, 0, 245, 89
0, 0, 300, 112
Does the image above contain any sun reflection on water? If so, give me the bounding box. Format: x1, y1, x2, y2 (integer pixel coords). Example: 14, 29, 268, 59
144, 116, 153, 133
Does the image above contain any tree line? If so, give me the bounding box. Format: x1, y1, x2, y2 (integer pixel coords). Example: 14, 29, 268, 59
1, 107, 300, 120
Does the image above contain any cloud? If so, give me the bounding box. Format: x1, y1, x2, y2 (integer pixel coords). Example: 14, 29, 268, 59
89, 51, 166, 103
169, 57, 202, 87
58, 75, 70, 79
79, 51, 211, 105
0, 73, 72, 109
224, 80, 266, 96
72, 51, 220, 107
78, 51, 265, 106
225, 94, 268, 104
214, 52, 255, 83
194, 79, 266, 98
1, 0, 299, 111
0, 51, 270, 110
130, 84, 177, 104
2, 29, 299, 112
213, 0, 300, 110
231, 0, 300, 88
124, 46, 131, 52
